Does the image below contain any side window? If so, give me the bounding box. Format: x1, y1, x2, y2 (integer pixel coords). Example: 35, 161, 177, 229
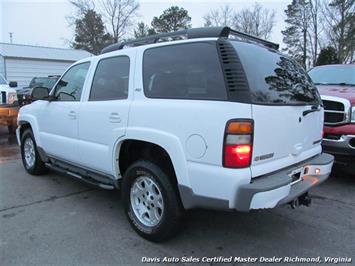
143, 42, 227, 100
54, 62, 90, 101
89, 56, 130, 101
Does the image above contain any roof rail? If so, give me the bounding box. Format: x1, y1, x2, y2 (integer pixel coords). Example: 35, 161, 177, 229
101, 27, 279, 54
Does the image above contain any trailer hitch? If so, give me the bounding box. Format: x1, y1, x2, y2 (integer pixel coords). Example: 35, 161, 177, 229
289, 193, 312, 209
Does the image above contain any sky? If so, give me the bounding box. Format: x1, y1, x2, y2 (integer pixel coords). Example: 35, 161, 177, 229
0, 0, 289, 49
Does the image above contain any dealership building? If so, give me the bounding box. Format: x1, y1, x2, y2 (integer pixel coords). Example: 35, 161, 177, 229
0, 42, 92, 88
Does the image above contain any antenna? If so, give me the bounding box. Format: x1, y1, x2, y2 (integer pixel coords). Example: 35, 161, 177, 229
9, 32, 13, 44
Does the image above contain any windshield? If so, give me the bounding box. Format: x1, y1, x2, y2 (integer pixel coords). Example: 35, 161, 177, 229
231, 41, 321, 105
308, 65, 355, 86
0, 75, 7, 85
29, 77, 58, 89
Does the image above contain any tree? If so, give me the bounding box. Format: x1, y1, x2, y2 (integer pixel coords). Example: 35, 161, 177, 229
308, 0, 323, 66
203, 3, 275, 39
101, 0, 139, 42
67, 0, 95, 28
151, 6, 191, 33
72, 9, 113, 55
316, 46, 340, 65
69, 0, 95, 15
234, 3, 276, 39
282, 0, 311, 67
203, 5, 235, 27
134, 22, 156, 38
322, 0, 355, 63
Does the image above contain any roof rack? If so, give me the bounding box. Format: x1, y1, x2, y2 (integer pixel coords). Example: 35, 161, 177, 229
101, 26, 279, 54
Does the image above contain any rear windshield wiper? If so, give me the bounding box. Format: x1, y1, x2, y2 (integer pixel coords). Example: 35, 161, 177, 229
303, 105, 321, 117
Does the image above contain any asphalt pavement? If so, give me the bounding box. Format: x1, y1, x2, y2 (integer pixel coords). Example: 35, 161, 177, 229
0, 126, 354, 265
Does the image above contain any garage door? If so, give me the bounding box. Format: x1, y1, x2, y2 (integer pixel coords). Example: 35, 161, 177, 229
5, 58, 73, 88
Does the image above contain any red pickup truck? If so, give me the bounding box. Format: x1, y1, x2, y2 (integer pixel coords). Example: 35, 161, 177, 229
308, 64, 355, 173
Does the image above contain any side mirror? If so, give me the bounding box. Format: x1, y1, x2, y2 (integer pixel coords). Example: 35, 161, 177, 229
32, 86, 49, 100
9, 81, 17, 88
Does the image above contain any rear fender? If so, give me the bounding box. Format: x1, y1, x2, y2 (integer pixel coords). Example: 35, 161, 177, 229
113, 127, 190, 187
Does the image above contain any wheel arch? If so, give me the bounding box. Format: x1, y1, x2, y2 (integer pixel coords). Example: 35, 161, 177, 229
18, 115, 41, 145
113, 128, 190, 188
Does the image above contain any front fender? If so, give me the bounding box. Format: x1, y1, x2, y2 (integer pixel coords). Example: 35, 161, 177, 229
18, 113, 41, 146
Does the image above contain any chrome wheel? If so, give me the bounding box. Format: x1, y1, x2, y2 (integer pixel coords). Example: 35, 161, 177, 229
23, 138, 35, 168
130, 176, 164, 227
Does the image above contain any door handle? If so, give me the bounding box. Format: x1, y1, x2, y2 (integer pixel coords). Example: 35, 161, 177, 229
109, 112, 121, 123
68, 110, 77, 120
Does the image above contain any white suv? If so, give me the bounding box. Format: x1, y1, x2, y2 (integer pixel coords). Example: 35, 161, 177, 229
17, 27, 334, 241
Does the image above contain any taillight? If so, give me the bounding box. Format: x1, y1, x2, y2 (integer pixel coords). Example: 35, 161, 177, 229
223, 120, 253, 168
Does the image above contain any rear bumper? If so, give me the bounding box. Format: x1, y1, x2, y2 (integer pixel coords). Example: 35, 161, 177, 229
235, 153, 334, 211
0, 105, 19, 127
179, 153, 334, 212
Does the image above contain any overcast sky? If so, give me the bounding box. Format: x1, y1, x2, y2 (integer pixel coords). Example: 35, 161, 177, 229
0, 0, 289, 49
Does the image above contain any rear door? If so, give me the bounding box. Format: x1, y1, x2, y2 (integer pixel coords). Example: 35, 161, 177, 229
77, 53, 133, 174
232, 42, 323, 177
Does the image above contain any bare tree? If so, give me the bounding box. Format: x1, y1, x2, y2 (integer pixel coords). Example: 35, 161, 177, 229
203, 5, 235, 27
308, 0, 324, 66
101, 0, 139, 43
67, 0, 95, 26
322, 0, 355, 63
203, 3, 275, 40
69, 0, 95, 14
233, 3, 276, 39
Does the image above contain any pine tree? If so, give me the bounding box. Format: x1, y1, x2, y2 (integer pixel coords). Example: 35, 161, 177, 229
134, 22, 156, 38
72, 9, 113, 55
151, 6, 191, 33
282, 0, 311, 67
316, 46, 340, 65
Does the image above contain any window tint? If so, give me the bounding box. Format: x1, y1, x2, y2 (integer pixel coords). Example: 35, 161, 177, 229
90, 56, 130, 101
54, 62, 90, 101
143, 42, 227, 100
231, 41, 321, 105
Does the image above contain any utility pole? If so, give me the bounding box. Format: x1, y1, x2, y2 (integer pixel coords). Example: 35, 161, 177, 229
9, 32, 13, 43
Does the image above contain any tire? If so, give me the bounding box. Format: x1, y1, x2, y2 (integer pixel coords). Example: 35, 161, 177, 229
20, 129, 47, 175
122, 160, 184, 242
8, 125, 15, 134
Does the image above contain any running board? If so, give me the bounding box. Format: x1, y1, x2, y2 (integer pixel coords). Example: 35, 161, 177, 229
45, 163, 116, 190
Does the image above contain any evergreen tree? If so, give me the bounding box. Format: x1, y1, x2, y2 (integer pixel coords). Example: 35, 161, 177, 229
151, 6, 191, 33
282, 0, 311, 67
134, 22, 156, 38
316, 46, 340, 65
72, 9, 113, 55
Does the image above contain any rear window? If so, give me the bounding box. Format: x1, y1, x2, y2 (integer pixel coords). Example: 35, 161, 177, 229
143, 42, 227, 100
232, 41, 321, 105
